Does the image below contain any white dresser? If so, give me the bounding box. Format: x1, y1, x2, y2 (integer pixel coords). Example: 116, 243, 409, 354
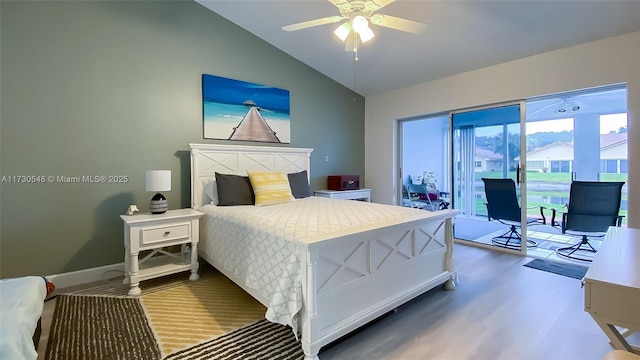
314, 189, 371, 202
583, 226, 640, 354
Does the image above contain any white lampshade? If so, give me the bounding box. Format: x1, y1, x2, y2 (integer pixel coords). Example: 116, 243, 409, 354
352, 15, 368, 33
335, 17, 375, 44
334, 22, 351, 41
146, 170, 171, 192
358, 26, 375, 43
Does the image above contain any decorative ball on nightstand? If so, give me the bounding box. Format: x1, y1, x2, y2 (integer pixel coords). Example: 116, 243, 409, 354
146, 170, 171, 214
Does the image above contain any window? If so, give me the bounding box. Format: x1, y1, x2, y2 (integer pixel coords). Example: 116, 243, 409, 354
620, 160, 628, 173
551, 160, 571, 173
601, 159, 621, 174
527, 160, 544, 169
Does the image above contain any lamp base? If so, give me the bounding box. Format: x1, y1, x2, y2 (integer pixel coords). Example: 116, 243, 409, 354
149, 193, 167, 214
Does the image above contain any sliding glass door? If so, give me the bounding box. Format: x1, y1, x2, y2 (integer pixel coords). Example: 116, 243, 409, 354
524, 86, 629, 254
397, 84, 628, 260
397, 115, 450, 210
451, 103, 528, 254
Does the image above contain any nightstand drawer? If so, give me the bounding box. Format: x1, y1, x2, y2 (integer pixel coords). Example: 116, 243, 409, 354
331, 192, 355, 200
140, 224, 190, 246
314, 189, 371, 202
338, 190, 368, 200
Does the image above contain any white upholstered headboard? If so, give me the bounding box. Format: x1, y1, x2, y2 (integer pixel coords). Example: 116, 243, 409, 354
189, 143, 313, 209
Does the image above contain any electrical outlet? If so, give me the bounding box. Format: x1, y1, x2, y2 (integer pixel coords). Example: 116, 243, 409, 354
324, 155, 329, 162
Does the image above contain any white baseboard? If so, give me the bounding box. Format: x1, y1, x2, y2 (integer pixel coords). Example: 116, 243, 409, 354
46, 262, 125, 290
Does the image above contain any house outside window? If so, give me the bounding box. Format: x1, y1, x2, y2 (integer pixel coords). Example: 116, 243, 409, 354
527, 160, 545, 171
600, 159, 627, 174
620, 160, 628, 173
551, 160, 571, 173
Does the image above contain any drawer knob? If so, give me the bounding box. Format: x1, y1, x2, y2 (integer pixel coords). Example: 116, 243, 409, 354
163, 231, 171, 236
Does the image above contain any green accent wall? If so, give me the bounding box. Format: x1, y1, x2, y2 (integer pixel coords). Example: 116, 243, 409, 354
0, 0, 364, 278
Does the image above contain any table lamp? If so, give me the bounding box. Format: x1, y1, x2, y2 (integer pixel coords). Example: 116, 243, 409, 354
146, 170, 171, 214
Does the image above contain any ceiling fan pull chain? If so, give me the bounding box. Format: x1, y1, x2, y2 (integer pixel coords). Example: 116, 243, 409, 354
353, 57, 357, 90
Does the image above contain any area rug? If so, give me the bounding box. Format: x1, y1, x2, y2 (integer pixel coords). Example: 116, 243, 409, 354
44, 270, 304, 359
523, 258, 588, 279
45, 294, 161, 359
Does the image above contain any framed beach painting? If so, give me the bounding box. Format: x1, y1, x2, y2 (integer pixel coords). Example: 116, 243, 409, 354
202, 74, 290, 143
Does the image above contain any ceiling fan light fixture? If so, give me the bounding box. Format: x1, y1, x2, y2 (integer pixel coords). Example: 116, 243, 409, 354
358, 26, 375, 43
352, 15, 369, 33
556, 100, 581, 113
334, 22, 351, 41
351, 15, 374, 43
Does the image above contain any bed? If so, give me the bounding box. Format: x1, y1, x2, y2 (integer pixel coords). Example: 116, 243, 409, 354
189, 143, 458, 360
0, 276, 52, 360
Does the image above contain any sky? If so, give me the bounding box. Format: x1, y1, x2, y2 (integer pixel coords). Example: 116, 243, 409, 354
202, 74, 290, 113
526, 113, 628, 135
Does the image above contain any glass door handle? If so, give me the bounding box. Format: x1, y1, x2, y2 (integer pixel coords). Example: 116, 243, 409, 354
516, 165, 521, 185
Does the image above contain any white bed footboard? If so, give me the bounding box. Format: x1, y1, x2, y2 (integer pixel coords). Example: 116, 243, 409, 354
297, 210, 456, 359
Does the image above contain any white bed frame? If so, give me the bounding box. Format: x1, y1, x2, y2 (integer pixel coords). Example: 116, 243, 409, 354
189, 143, 457, 360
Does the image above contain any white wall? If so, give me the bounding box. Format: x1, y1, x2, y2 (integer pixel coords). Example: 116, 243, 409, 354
401, 117, 447, 190
365, 31, 640, 228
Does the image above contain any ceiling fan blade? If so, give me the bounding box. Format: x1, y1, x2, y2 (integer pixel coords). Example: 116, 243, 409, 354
282, 16, 344, 31
328, 0, 348, 6
368, 0, 395, 11
369, 14, 428, 34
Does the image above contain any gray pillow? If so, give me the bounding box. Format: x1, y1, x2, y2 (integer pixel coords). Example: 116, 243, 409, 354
288, 170, 311, 199
215, 173, 255, 206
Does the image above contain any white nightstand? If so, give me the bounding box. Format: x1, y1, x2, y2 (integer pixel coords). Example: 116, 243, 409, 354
120, 208, 203, 296
314, 189, 371, 202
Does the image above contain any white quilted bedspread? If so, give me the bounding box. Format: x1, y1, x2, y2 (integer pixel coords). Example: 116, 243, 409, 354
199, 196, 427, 332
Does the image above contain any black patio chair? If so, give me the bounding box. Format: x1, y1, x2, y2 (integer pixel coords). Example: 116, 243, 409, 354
482, 178, 547, 249
552, 181, 625, 261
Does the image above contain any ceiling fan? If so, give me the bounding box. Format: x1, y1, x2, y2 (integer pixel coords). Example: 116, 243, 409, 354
528, 96, 586, 118
282, 0, 428, 59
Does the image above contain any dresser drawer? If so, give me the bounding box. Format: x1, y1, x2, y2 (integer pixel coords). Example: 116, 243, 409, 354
140, 224, 190, 246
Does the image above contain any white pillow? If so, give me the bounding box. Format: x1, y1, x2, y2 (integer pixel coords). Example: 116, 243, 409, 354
202, 178, 218, 205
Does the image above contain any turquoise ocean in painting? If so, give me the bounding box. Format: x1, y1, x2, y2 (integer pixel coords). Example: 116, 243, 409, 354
203, 101, 290, 143
202, 74, 290, 143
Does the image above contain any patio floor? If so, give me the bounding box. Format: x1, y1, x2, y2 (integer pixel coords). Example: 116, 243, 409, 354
453, 216, 602, 265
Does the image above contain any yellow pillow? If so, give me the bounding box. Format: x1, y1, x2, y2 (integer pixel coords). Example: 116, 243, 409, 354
247, 171, 295, 206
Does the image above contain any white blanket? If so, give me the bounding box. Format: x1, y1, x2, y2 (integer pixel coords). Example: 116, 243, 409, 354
199, 196, 427, 330
0, 276, 46, 360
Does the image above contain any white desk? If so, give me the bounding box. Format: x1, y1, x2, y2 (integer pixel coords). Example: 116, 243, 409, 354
583, 227, 640, 354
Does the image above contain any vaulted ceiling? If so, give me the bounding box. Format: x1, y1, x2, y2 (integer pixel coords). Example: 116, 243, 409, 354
196, 0, 640, 97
